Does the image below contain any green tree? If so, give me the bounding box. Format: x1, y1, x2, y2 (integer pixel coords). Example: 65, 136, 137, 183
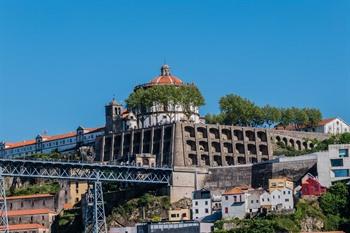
280, 108, 295, 127
294, 108, 309, 129
319, 182, 349, 216
304, 108, 322, 127
261, 105, 282, 127
219, 94, 260, 127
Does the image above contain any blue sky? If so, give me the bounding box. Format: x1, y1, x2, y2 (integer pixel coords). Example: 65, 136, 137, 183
0, 0, 349, 141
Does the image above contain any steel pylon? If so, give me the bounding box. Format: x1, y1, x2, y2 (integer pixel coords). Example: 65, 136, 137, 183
83, 173, 107, 233
0, 168, 9, 233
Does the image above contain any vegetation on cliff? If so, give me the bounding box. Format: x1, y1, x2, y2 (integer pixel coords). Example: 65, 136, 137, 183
107, 193, 170, 227
7, 181, 60, 196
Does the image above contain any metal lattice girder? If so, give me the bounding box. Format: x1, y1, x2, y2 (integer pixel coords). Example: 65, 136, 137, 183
83, 184, 95, 233
0, 159, 172, 184
92, 181, 107, 233
0, 168, 9, 233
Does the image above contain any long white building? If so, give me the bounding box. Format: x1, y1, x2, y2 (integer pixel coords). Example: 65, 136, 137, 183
0, 126, 104, 158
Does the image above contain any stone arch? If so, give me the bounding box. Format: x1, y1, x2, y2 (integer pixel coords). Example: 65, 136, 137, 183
289, 139, 295, 148
197, 127, 207, 139
209, 128, 220, 139
213, 155, 222, 166
296, 140, 302, 150
247, 144, 257, 155
225, 156, 234, 166
201, 154, 210, 166
184, 126, 195, 137
234, 130, 244, 141
303, 141, 308, 150
237, 156, 246, 165
236, 143, 245, 154
188, 154, 197, 166
211, 142, 221, 153
245, 130, 255, 141
249, 157, 258, 163
259, 145, 268, 155
223, 142, 233, 153
222, 129, 232, 140
186, 140, 196, 151
199, 141, 208, 152
282, 137, 288, 146
257, 131, 267, 142
275, 136, 281, 143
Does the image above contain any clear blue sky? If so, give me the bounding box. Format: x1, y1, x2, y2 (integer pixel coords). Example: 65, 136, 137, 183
0, 0, 349, 142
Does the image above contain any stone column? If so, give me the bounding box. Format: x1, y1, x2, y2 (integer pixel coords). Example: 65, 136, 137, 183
130, 130, 134, 156
207, 125, 213, 167
110, 135, 115, 161
100, 136, 105, 162
140, 129, 144, 154
150, 127, 154, 155
160, 126, 165, 166
120, 132, 124, 157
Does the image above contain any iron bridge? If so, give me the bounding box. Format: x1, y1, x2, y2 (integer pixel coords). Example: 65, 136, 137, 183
0, 159, 172, 233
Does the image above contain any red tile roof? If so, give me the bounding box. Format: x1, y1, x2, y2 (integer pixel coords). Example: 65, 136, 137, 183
318, 118, 336, 126
6, 208, 54, 216
150, 75, 183, 85
0, 223, 48, 231
5, 127, 103, 149
223, 186, 250, 195
5, 194, 54, 200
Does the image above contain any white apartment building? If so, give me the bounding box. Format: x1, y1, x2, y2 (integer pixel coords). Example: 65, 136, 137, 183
192, 189, 212, 220
304, 117, 349, 135
317, 144, 350, 187
221, 185, 294, 219
0, 126, 104, 158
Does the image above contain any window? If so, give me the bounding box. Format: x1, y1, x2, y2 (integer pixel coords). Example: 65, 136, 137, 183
205, 208, 209, 213
333, 169, 349, 177
195, 209, 199, 214
233, 196, 237, 202
195, 201, 198, 206
171, 214, 176, 218
43, 200, 46, 206
251, 200, 253, 204
42, 216, 45, 220
331, 159, 343, 167
339, 149, 349, 157
262, 198, 265, 202
256, 200, 258, 203
285, 199, 289, 202
225, 207, 228, 214
225, 196, 228, 201
205, 201, 208, 205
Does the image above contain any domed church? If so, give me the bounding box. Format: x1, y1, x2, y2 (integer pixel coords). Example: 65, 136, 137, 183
105, 64, 202, 133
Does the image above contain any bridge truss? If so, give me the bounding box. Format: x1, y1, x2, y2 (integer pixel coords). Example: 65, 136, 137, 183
0, 159, 172, 233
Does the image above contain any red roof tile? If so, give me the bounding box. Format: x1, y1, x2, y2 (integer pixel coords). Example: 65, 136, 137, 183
5, 194, 54, 200
0, 224, 48, 231
318, 118, 336, 126
5, 208, 54, 216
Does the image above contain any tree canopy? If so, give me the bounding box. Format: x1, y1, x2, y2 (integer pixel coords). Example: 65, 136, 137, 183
125, 84, 205, 119
205, 93, 322, 128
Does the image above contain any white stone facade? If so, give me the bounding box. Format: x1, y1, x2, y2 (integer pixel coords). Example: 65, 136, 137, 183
304, 118, 349, 135
221, 186, 294, 219
317, 144, 350, 187
192, 189, 212, 220
0, 126, 103, 158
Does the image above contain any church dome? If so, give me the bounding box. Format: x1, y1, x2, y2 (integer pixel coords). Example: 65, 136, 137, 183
149, 64, 183, 85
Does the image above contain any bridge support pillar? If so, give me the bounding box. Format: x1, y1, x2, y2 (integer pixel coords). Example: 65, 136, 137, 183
83, 178, 107, 233
0, 168, 9, 233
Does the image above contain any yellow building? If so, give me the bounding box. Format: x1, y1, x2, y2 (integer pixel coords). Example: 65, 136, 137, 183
64, 181, 89, 209
268, 177, 294, 192
168, 208, 191, 221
